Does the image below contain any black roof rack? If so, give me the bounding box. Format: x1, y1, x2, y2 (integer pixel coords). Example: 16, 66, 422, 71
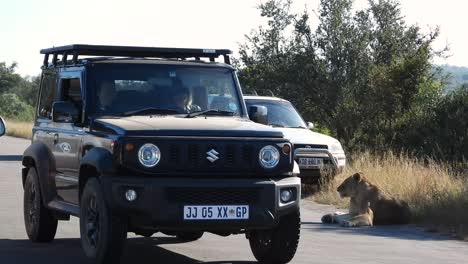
40, 44, 233, 67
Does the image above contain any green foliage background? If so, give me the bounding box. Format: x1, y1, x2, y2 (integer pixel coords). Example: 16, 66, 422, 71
236, 0, 467, 164
0, 0, 466, 165
0, 62, 39, 121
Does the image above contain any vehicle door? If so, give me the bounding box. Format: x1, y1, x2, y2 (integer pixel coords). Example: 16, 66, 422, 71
51, 70, 85, 205
34, 70, 58, 161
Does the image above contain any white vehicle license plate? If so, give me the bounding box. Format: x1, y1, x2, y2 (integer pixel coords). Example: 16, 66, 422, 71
183, 205, 249, 220
298, 157, 323, 167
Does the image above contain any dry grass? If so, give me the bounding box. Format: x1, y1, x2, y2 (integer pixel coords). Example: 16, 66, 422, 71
5, 119, 33, 139
314, 152, 468, 239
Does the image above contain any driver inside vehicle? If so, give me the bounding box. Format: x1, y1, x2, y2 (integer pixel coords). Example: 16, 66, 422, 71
169, 81, 201, 113
97, 80, 117, 111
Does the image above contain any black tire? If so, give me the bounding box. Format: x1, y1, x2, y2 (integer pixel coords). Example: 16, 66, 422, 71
249, 211, 300, 264
23, 168, 58, 243
80, 178, 127, 264
176, 231, 204, 242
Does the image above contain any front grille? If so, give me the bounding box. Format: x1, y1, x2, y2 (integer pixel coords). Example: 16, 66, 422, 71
294, 144, 328, 149
169, 144, 180, 163
166, 187, 260, 204
162, 140, 256, 173
226, 144, 235, 165
187, 144, 199, 168
122, 137, 291, 176
242, 144, 254, 163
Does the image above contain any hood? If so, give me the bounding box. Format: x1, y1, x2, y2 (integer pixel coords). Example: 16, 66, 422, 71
274, 127, 339, 146
90, 115, 284, 138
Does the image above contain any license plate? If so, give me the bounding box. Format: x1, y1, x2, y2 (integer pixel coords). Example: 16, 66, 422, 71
298, 157, 323, 167
183, 205, 249, 220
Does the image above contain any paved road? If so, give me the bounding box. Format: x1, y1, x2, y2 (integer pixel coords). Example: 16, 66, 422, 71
0, 136, 467, 264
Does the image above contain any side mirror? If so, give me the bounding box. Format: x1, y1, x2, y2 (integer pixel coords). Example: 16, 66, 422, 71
248, 105, 268, 125
307, 122, 314, 129
0, 116, 6, 137
52, 101, 79, 123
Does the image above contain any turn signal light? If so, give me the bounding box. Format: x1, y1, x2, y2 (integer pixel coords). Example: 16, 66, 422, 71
282, 144, 291, 154
125, 143, 135, 152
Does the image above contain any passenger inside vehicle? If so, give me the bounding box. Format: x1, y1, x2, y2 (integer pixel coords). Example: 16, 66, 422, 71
97, 80, 117, 111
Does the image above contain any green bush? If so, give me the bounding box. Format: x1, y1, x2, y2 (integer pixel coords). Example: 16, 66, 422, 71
0, 93, 35, 122
432, 87, 468, 162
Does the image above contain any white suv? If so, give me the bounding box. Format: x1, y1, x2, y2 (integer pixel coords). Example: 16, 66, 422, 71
244, 95, 346, 183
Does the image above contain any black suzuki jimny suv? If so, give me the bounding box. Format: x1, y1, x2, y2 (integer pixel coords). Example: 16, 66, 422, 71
21, 45, 301, 264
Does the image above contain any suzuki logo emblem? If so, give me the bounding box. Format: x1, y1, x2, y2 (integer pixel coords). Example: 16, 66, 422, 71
206, 149, 219, 163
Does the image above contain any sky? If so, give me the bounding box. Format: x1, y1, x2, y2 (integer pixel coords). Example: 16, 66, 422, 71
1, 0, 466, 76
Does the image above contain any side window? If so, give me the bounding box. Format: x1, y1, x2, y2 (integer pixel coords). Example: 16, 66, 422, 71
61, 78, 83, 109
37, 74, 57, 119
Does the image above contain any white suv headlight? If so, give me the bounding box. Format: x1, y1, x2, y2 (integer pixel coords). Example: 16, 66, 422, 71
259, 145, 280, 169
138, 143, 161, 167
329, 141, 344, 153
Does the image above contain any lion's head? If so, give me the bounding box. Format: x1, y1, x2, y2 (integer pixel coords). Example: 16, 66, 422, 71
337, 172, 365, 198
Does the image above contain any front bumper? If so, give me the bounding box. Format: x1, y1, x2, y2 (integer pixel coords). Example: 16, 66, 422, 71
100, 175, 300, 232
294, 148, 345, 182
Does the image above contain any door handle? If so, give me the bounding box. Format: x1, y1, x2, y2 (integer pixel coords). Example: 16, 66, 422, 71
53, 133, 59, 144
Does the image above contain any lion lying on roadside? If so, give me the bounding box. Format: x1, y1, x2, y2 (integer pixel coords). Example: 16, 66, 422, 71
321, 173, 374, 227
321, 172, 411, 227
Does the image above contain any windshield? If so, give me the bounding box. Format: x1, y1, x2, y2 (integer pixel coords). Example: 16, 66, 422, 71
245, 99, 306, 128
89, 64, 242, 116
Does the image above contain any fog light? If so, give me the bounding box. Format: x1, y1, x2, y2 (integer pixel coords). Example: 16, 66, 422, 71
125, 189, 137, 202
280, 189, 293, 203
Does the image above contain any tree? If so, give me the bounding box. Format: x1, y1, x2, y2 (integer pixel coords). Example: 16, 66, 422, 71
0, 61, 40, 120
0, 62, 22, 94
238, 0, 446, 156
0, 93, 35, 121
16, 75, 41, 106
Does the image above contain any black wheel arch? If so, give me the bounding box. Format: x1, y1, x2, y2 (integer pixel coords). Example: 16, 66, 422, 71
22, 142, 57, 206
79, 147, 116, 200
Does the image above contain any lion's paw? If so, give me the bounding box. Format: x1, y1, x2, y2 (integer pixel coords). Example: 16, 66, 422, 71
341, 220, 355, 227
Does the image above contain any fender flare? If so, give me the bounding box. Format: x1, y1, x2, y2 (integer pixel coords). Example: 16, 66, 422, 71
22, 142, 57, 205
80, 147, 116, 176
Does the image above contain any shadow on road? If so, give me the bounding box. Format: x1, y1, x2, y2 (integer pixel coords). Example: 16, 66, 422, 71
0, 155, 22, 161
0, 237, 256, 264
301, 221, 456, 241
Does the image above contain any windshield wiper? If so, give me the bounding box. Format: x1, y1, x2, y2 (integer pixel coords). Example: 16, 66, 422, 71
287, 126, 307, 129
122, 107, 181, 117
185, 109, 236, 118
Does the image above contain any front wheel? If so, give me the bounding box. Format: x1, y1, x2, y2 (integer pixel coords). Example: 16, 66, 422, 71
249, 211, 300, 264
23, 168, 58, 242
80, 178, 127, 264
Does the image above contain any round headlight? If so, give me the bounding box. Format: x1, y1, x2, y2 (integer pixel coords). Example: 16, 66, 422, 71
259, 145, 280, 169
138, 143, 161, 167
